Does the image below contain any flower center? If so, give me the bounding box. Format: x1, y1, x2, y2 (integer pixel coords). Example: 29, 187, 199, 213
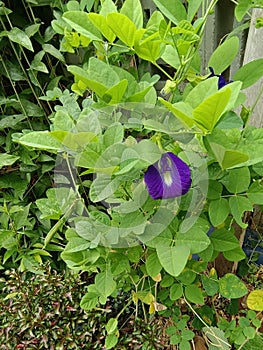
163, 171, 173, 186
158, 155, 172, 172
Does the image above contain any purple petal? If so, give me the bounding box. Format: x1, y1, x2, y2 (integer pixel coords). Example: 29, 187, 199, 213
144, 152, 192, 200
208, 67, 228, 89
208, 67, 216, 76
217, 75, 228, 89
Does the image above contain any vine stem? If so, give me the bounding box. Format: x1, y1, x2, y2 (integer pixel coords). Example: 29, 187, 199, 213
183, 296, 209, 328
153, 61, 173, 81
167, 0, 219, 98
0, 54, 32, 129
184, 296, 231, 348
1, 11, 52, 118
116, 299, 132, 320
232, 211, 250, 274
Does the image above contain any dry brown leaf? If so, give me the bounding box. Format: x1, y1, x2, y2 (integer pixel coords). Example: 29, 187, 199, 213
193, 335, 208, 350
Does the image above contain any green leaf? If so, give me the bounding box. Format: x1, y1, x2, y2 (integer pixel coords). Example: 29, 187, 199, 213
132, 139, 161, 165
88, 57, 120, 86
13, 204, 31, 230
106, 13, 137, 47
0, 230, 16, 250
80, 292, 98, 310
127, 84, 156, 102
176, 227, 210, 253
203, 327, 231, 350
235, 0, 252, 22
111, 253, 130, 276
219, 273, 248, 298
120, 0, 143, 29
208, 142, 249, 170
170, 333, 181, 345
217, 111, 243, 130
233, 58, 263, 89
127, 245, 143, 263
102, 79, 128, 104
247, 181, 263, 205
95, 268, 116, 298
221, 81, 243, 110
63, 11, 102, 41
43, 43, 65, 62
90, 143, 126, 170
179, 339, 191, 350
20, 99, 44, 116
161, 274, 174, 287
135, 291, 155, 305
114, 159, 139, 176
36, 188, 69, 220
53, 110, 75, 131
193, 88, 232, 132
7, 27, 34, 51
146, 252, 162, 277
16, 131, 61, 152
187, 0, 203, 22
30, 51, 48, 73
207, 181, 223, 200
229, 196, 253, 228
201, 275, 219, 296
221, 167, 250, 193
0, 114, 27, 130
152, 0, 187, 25
157, 245, 190, 277
75, 143, 105, 169
100, 0, 117, 16
105, 334, 118, 349
161, 45, 180, 69
106, 318, 118, 334
185, 76, 218, 109
171, 21, 199, 41
0, 153, 19, 170
210, 228, 240, 252
0, 4, 12, 15
243, 326, 256, 339
208, 36, 239, 74
159, 99, 194, 128
166, 325, 177, 335
89, 174, 121, 202
143, 225, 172, 248
146, 11, 165, 30
247, 290, 263, 311
67, 1, 81, 10
176, 268, 196, 285
87, 13, 116, 42
170, 283, 183, 300
223, 246, 246, 261
135, 39, 163, 63
103, 123, 124, 147
61, 244, 100, 269
184, 284, 204, 304
0, 173, 28, 198
68, 59, 122, 97
181, 329, 195, 341
209, 198, 230, 227
62, 237, 90, 253
238, 129, 263, 167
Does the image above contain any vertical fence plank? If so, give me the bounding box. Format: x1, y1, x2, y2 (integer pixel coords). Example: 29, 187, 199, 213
242, 9, 263, 127
200, 6, 216, 74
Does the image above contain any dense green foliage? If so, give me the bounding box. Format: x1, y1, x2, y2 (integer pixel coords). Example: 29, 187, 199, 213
0, 0, 263, 349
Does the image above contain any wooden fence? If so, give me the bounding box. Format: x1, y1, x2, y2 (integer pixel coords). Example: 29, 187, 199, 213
141, 1, 263, 125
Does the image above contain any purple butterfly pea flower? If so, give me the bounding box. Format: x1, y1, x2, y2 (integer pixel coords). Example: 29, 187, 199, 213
208, 67, 229, 89
144, 152, 192, 200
